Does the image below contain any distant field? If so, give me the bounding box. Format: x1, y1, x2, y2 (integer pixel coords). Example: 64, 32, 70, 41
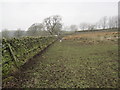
5, 31, 118, 88
63, 31, 119, 41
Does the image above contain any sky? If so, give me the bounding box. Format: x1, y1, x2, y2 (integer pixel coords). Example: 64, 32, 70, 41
0, 0, 119, 31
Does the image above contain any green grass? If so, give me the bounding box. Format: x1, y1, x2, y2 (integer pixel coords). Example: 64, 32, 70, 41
4, 38, 118, 88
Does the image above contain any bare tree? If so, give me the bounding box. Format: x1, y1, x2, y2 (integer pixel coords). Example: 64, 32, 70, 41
108, 16, 113, 29
62, 26, 70, 31
108, 16, 118, 29
113, 16, 118, 29
79, 23, 88, 31
43, 15, 62, 35
99, 16, 108, 29
70, 25, 78, 31
53, 23, 62, 35
94, 22, 101, 29
88, 24, 96, 30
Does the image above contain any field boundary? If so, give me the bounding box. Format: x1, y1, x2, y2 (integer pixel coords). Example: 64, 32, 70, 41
2, 37, 57, 83
19, 38, 58, 71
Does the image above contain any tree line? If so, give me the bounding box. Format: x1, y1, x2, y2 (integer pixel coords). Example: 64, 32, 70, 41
2, 15, 118, 38
69, 16, 118, 31
2, 15, 62, 38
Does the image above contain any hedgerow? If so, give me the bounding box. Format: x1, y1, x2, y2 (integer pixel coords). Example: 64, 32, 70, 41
2, 36, 56, 80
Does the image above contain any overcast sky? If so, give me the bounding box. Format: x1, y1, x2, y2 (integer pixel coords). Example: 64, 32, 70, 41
0, 0, 119, 31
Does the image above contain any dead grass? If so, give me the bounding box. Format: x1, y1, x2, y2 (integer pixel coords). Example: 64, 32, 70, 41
63, 31, 119, 40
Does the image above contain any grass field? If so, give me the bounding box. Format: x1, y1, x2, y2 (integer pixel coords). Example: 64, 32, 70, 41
4, 31, 118, 88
